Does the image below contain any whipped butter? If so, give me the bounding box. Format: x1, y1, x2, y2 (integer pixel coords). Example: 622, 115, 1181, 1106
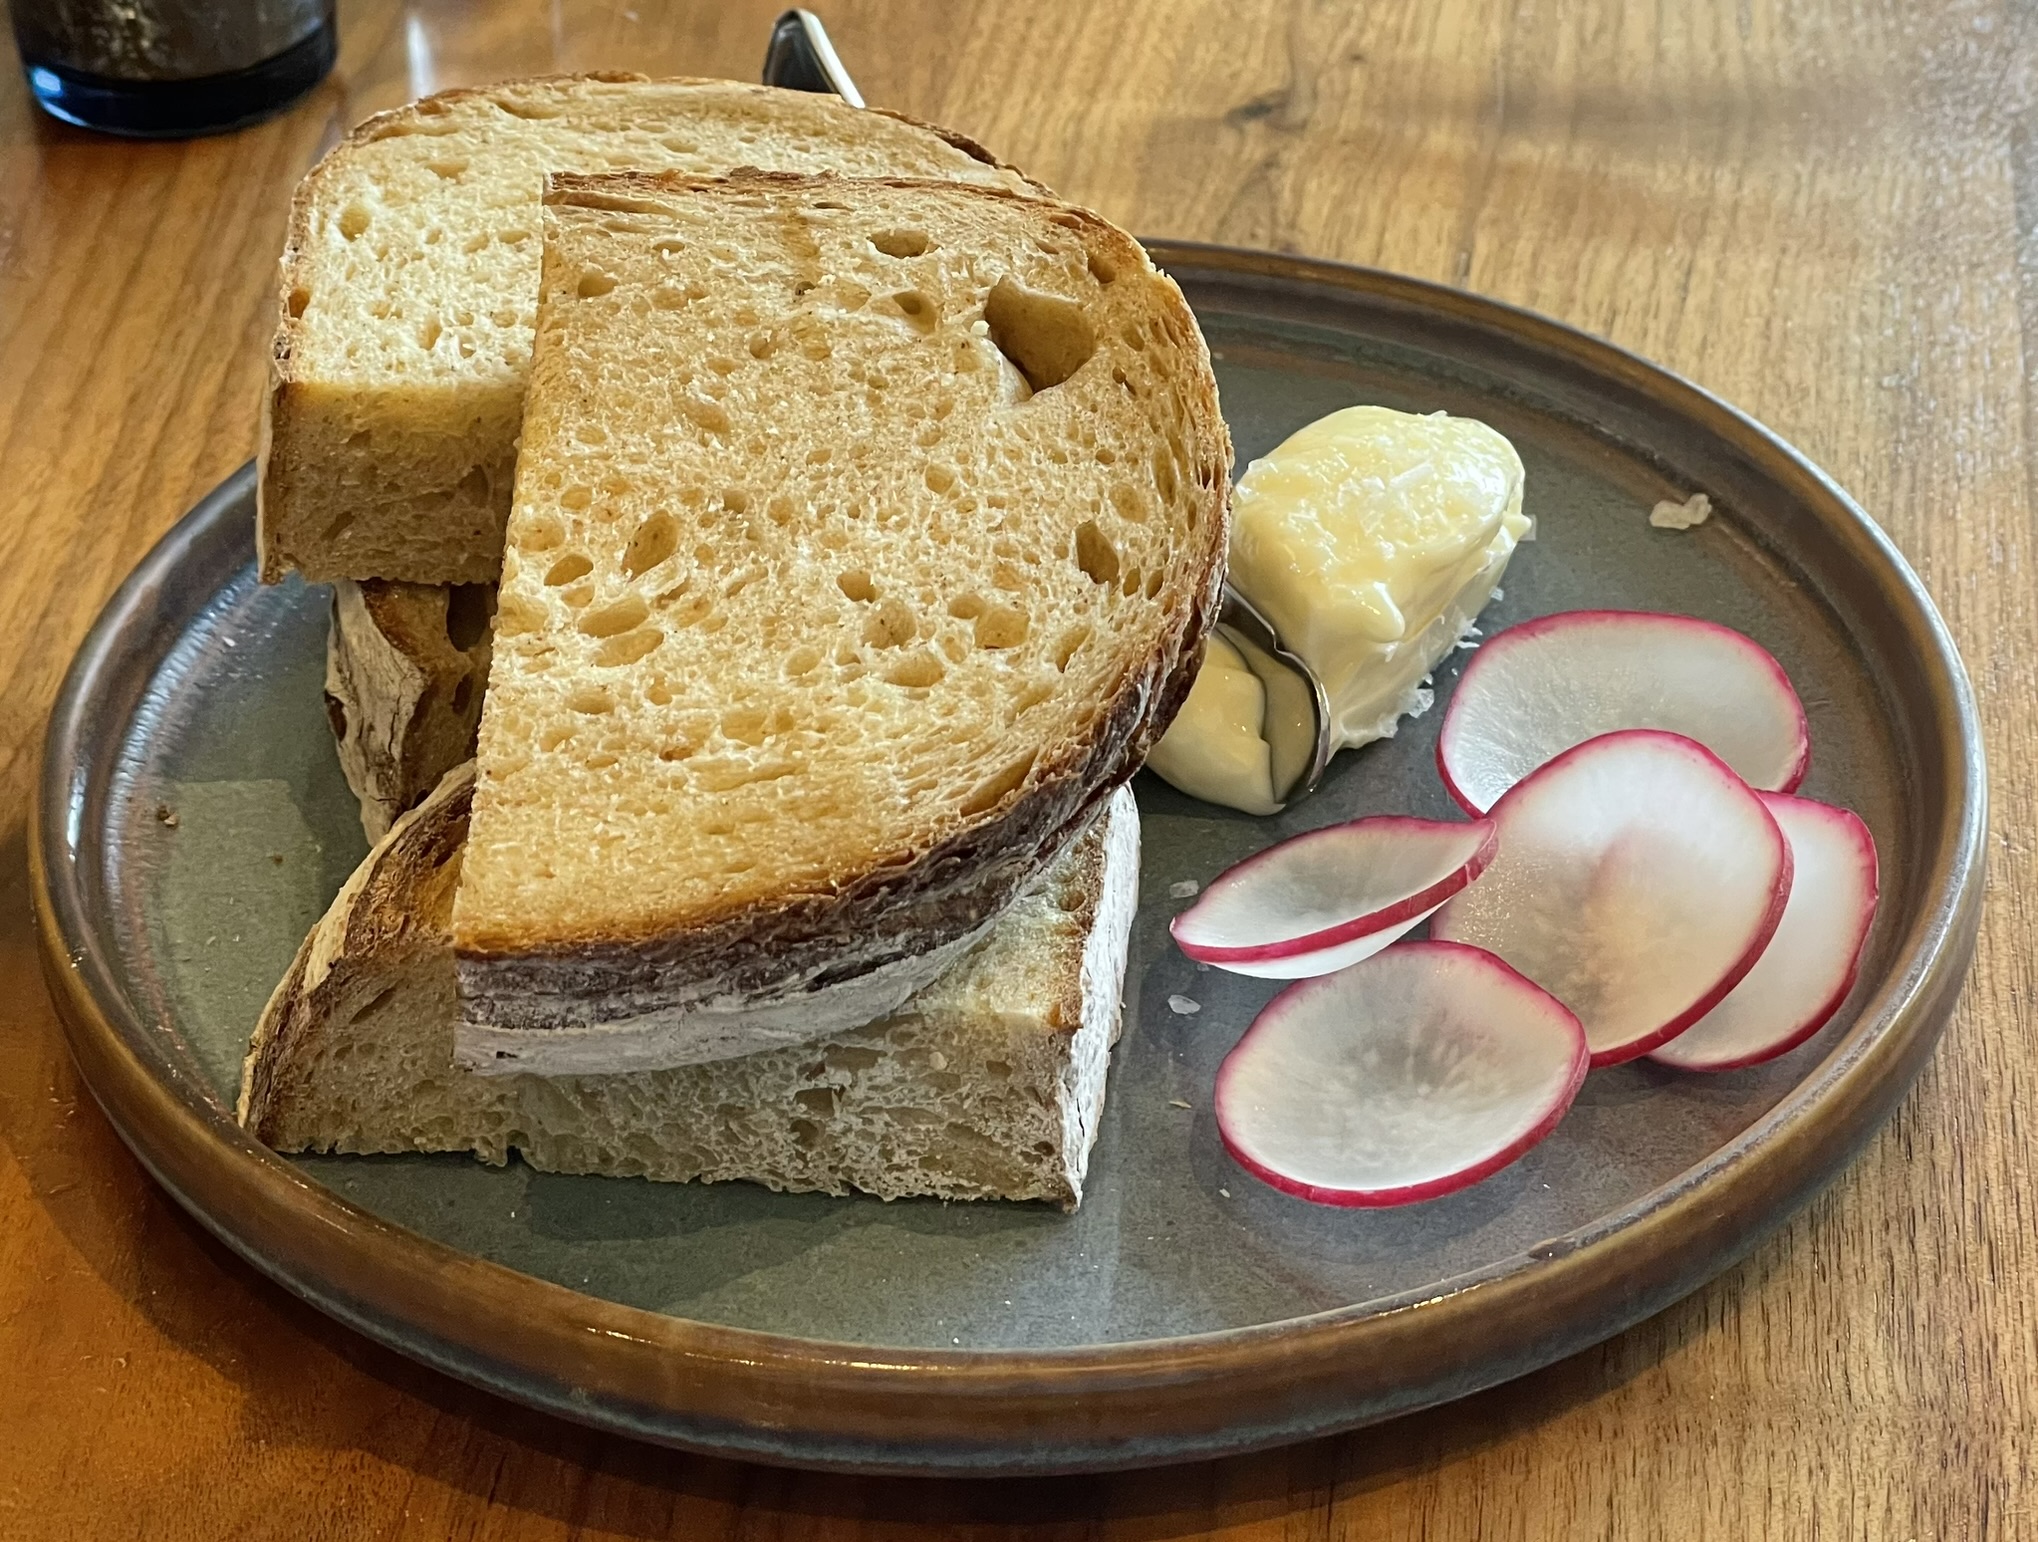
1151, 405, 1530, 812
1145, 633, 1282, 815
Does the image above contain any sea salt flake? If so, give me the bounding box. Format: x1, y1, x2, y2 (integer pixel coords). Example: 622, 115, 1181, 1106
1167, 995, 1202, 1016
1169, 879, 1200, 899
1650, 492, 1713, 530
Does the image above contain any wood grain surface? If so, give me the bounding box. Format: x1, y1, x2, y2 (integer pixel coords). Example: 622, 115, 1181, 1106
0, 0, 2027, 1535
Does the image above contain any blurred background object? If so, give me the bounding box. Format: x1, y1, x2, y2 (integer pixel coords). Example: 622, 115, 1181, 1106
10, 0, 336, 136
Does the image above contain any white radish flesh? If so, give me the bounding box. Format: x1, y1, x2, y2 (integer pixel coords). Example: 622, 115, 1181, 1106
1430, 729, 1792, 1066
1171, 816, 1497, 979
1650, 794, 1878, 1071
1214, 942, 1588, 1207
1437, 609, 1809, 815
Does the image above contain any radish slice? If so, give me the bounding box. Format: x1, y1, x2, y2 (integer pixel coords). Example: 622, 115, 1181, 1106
1430, 729, 1792, 1066
1214, 942, 1588, 1207
1437, 610, 1810, 815
1170, 816, 1497, 979
1649, 795, 1878, 1071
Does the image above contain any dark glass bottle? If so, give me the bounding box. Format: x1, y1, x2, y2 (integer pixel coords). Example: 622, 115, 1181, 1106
11, 0, 336, 138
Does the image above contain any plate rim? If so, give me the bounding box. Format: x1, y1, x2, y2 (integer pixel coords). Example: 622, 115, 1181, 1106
32, 245, 1987, 1475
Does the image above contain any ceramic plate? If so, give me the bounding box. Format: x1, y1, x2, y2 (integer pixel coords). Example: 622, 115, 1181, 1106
33, 246, 1984, 1474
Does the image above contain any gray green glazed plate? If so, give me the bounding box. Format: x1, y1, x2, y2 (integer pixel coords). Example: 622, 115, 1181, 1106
33, 246, 1985, 1475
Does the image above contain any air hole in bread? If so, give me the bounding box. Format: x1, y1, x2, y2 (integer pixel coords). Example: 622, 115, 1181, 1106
870, 228, 933, 258
722, 488, 750, 515
924, 464, 957, 494
1073, 522, 1119, 586
983, 277, 1096, 393
1054, 626, 1090, 671
947, 593, 985, 620
890, 290, 938, 335
973, 605, 1030, 650
319, 509, 355, 544
580, 596, 650, 638
784, 645, 821, 678
884, 650, 945, 688
417, 317, 442, 351
545, 554, 593, 586
961, 749, 1038, 815
577, 269, 619, 299
679, 394, 731, 434
1088, 249, 1120, 284
596, 627, 663, 667
520, 513, 564, 551
837, 570, 876, 603
1110, 482, 1148, 523
286, 286, 311, 319
748, 331, 776, 359
622, 513, 679, 577
427, 158, 468, 180
338, 202, 371, 240
323, 690, 348, 742
450, 675, 475, 716
863, 598, 917, 648
493, 93, 564, 120
568, 687, 614, 715
446, 584, 493, 650
1152, 446, 1179, 503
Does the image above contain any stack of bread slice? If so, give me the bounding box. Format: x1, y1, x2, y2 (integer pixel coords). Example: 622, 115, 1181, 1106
241, 76, 1230, 1206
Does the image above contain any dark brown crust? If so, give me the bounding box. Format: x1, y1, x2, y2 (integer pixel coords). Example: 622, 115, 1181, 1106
257, 75, 1047, 584
457, 171, 1228, 1028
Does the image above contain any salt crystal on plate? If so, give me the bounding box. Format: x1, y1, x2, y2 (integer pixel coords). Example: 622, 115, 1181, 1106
1169, 879, 1199, 899
1650, 492, 1713, 530
1167, 995, 1202, 1015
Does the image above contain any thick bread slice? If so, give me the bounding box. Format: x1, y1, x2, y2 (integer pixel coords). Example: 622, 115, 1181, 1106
260, 75, 1037, 586
453, 171, 1228, 1072
240, 766, 1140, 1209
326, 578, 495, 840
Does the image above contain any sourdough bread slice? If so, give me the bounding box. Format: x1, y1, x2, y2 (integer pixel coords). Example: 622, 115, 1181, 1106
326, 578, 495, 840
240, 766, 1139, 1209
452, 171, 1227, 1073
260, 74, 1038, 586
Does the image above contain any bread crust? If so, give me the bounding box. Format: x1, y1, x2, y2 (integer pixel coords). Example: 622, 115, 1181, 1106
241, 765, 1139, 1207
325, 578, 495, 840
258, 75, 1047, 585
454, 171, 1228, 1045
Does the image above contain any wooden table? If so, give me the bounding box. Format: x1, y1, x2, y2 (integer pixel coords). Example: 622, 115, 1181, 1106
0, 0, 2025, 1534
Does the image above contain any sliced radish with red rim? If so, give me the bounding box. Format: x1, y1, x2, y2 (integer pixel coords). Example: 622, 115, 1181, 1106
1171, 816, 1497, 979
1437, 610, 1810, 815
1214, 941, 1588, 1207
1430, 729, 1792, 1066
1649, 794, 1878, 1071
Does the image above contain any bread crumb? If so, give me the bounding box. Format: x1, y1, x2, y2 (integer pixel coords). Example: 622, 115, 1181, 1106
1218, 1187, 1231, 1198
1167, 995, 1201, 1015
1168, 1098, 1192, 1109
1650, 492, 1712, 530
155, 804, 178, 828
1169, 879, 1199, 899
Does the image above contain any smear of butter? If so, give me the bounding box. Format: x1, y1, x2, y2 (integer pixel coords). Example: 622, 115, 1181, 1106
1148, 405, 1529, 813
1231, 405, 1530, 751
1145, 632, 1282, 816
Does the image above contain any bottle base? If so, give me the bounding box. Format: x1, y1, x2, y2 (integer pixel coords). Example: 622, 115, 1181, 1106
23, 22, 336, 139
